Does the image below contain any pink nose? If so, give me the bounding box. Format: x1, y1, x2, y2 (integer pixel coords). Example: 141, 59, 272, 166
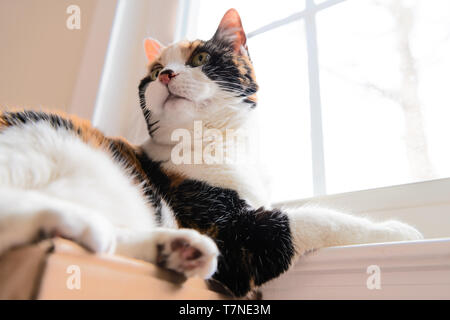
159, 69, 178, 85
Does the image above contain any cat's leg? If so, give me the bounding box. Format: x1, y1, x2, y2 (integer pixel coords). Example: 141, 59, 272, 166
0, 188, 116, 256
285, 205, 423, 257
115, 227, 219, 279
208, 206, 422, 297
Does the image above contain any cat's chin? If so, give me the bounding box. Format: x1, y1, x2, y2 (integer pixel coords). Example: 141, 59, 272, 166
165, 93, 186, 103
163, 94, 194, 109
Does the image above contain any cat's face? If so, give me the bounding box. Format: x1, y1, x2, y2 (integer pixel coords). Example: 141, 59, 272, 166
139, 9, 258, 144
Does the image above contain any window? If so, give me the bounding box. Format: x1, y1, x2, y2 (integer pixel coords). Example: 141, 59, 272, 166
182, 0, 450, 203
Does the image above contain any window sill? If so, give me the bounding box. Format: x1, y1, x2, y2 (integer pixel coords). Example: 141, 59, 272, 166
261, 238, 450, 299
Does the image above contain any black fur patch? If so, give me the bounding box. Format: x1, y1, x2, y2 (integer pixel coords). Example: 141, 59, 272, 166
1, 110, 74, 130
188, 38, 258, 105
138, 76, 159, 136
136, 151, 295, 297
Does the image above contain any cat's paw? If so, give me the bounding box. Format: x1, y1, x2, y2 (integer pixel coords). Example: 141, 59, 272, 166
156, 229, 218, 279
379, 220, 423, 242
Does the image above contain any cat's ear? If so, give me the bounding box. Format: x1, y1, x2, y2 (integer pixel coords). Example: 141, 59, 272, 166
144, 38, 164, 64
213, 9, 248, 55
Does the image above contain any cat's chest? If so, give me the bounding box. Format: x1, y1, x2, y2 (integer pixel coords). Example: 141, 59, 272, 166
141, 139, 270, 208
161, 161, 270, 208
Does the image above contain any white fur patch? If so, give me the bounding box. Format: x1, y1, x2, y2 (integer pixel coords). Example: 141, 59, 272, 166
285, 205, 423, 257
0, 122, 155, 231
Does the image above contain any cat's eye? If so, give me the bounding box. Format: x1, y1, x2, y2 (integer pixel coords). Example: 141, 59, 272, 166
191, 52, 210, 67
150, 67, 162, 81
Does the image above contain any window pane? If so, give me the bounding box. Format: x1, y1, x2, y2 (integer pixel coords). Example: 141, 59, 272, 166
186, 2, 312, 202
317, 0, 450, 194
249, 21, 313, 202
186, 0, 305, 40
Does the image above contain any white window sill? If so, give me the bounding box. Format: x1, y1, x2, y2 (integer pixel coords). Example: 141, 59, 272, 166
261, 238, 450, 299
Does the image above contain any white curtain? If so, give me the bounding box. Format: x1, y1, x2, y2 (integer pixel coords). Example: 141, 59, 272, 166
93, 0, 184, 144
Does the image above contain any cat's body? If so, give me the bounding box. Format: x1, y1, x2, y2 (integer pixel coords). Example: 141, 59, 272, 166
0, 111, 219, 278
0, 9, 422, 297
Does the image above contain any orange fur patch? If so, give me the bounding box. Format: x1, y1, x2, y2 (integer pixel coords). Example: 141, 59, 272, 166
69, 115, 109, 148
163, 168, 187, 188
179, 40, 204, 61
246, 94, 258, 104
0, 115, 8, 130
234, 55, 257, 83
68, 115, 148, 182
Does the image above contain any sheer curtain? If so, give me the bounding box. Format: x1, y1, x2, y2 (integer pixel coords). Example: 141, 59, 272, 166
92, 0, 184, 144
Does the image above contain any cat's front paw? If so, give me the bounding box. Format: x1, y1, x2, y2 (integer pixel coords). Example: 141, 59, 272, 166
379, 220, 424, 242
156, 229, 218, 279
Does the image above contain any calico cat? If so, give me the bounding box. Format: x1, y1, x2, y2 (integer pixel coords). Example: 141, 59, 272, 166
0, 9, 422, 297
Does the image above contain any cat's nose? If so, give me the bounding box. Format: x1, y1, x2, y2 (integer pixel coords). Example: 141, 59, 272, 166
159, 69, 178, 85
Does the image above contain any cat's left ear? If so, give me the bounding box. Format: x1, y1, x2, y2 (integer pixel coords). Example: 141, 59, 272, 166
213, 9, 248, 55
144, 37, 164, 64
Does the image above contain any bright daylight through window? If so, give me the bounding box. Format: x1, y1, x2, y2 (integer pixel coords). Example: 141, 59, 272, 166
184, 0, 450, 203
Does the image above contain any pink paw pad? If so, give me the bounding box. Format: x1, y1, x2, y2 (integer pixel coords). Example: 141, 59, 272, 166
170, 238, 204, 271
155, 230, 218, 278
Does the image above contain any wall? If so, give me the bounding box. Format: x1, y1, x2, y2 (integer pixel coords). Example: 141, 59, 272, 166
0, 0, 116, 119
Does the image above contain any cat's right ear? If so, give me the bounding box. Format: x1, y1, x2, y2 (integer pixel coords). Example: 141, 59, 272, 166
144, 38, 164, 64
213, 9, 247, 55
